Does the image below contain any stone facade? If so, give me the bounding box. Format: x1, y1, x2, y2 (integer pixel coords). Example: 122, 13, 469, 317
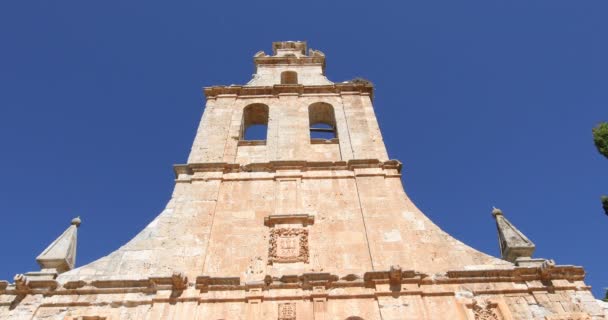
0, 41, 605, 319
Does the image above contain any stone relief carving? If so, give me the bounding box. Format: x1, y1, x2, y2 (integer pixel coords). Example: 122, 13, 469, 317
472, 302, 502, 320
278, 302, 296, 320
268, 228, 309, 264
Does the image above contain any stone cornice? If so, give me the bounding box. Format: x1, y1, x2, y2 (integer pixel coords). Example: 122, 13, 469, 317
173, 159, 402, 179
0, 265, 587, 299
254, 56, 325, 68
253, 41, 326, 70
203, 83, 373, 99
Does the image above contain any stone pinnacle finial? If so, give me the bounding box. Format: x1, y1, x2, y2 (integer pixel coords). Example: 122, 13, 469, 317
71, 216, 81, 227
491, 207, 535, 263
35, 217, 80, 274
491, 207, 503, 217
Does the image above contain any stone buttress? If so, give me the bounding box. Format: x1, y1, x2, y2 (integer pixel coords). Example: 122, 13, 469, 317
1, 41, 606, 320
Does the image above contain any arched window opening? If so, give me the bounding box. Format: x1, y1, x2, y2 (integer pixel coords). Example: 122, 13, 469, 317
309, 102, 337, 141
345, 317, 365, 320
281, 71, 298, 84
241, 104, 269, 143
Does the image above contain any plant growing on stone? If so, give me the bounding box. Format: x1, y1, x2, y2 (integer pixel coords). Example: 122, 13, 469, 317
593, 122, 608, 159
593, 122, 608, 216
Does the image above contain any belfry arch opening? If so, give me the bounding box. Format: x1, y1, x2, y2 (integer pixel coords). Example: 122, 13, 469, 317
280, 71, 298, 84
308, 102, 337, 141
241, 103, 269, 142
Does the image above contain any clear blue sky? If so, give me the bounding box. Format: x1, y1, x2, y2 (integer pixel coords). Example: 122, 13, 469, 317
1, 1, 606, 297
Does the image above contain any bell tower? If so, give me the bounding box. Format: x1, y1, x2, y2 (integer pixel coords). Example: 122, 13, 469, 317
1, 41, 605, 320
187, 41, 387, 165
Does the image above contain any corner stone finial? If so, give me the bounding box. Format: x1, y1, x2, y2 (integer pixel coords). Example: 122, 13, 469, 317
491, 207, 535, 263
491, 207, 503, 217
35, 216, 80, 274
71, 216, 81, 227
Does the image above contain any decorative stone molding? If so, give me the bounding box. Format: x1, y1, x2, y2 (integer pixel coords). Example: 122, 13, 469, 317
203, 83, 373, 99
255, 55, 325, 67
1, 273, 593, 319
174, 159, 402, 178
268, 228, 309, 264
341, 274, 361, 282
459, 298, 515, 320
249, 41, 328, 75
471, 302, 502, 320
90, 279, 154, 289
363, 268, 422, 286
195, 276, 241, 292
25, 278, 58, 290
459, 298, 516, 320
264, 214, 314, 227
388, 265, 402, 284
299, 273, 338, 289
540, 259, 558, 280
0, 265, 590, 300
170, 272, 188, 291
272, 41, 307, 54
445, 264, 585, 283
13, 274, 28, 292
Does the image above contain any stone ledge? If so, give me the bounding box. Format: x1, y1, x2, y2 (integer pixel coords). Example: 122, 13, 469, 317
27, 279, 58, 290
1, 285, 593, 308
0, 264, 588, 299
195, 276, 241, 291
364, 268, 425, 285
204, 83, 373, 99
445, 264, 585, 282
174, 159, 402, 178
254, 56, 325, 67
